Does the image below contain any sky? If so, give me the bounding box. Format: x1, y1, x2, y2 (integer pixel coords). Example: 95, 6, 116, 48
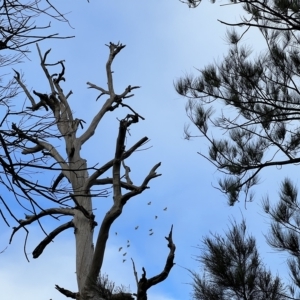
0, 1, 294, 300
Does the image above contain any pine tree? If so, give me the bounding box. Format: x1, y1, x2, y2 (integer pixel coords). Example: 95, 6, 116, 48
177, 0, 300, 295
191, 219, 290, 300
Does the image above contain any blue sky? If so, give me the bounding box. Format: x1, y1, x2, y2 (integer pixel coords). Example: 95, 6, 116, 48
0, 1, 293, 299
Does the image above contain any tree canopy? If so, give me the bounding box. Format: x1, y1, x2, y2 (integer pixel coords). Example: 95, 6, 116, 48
176, 0, 300, 205
177, 0, 300, 298
191, 219, 291, 300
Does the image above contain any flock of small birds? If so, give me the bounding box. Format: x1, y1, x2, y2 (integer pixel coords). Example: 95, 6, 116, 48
115, 204, 168, 263
120, 239, 130, 263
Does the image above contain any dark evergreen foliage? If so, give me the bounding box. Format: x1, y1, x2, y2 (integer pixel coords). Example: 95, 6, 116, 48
176, 0, 300, 205
191, 219, 291, 299
178, 0, 300, 297
263, 178, 300, 297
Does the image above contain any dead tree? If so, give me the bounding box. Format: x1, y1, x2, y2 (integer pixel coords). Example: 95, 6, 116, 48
2, 42, 175, 300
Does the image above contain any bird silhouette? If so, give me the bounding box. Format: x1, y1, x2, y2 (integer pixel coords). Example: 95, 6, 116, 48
163, 207, 167, 211
149, 229, 152, 231
147, 201, 151, 205
155, 216, 158, 219
123, 252, 127, 256
123, 259, 126, 263
149, 232, 154, 236
127, 240, 130, 243
127, 244, 130, 247
118, 247, 122, 252
115, 232, 118, 235
135, 226, 139, 230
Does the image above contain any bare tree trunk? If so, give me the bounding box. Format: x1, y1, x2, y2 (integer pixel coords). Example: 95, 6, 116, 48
66, 126, 103, 295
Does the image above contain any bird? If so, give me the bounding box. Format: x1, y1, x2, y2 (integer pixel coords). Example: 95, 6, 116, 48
155, 216, 158, 219
147, 201, 151, 205
123, 252, 127, 256
149, 232, 154, 236
135, 226, 139, 230
149, 229, 152, 231
127, 240, 130, 243
163, 207, 167, 211
115, 232, 117, 235
123, 259, 126, 263
127, 244, 130, 247
118, 247, 122, 252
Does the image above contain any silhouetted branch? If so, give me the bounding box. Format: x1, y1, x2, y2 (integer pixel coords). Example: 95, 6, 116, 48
55, 285, 78, 299
0, 0, 74, 63
10, 208, 74, 243
121, 162, 161, 205
32, 220, 74, 258
131, 258, 139, 287
136, 225, 176, 300
51, 172, 65, 192
85, 136, 149, 190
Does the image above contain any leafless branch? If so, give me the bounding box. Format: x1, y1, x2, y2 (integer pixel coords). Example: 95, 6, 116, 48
85, 136, 149, 191
32, 220, 74, 258
10, 208, 74, 243
136, 225, 176, 300
79, 43, 137, 146
0, 0, 74, 63
121, 162, 161, 205
131, 258, 139, 287
85, 114, 160, 290
55, 285, 78, 299
93, 178, 139, 191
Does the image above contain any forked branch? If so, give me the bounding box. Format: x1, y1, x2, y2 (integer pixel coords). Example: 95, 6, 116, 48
84, 115, 161, 292
121, 162, 161, 205
79, 43, 139, 146
84, 136, 149, 191
135, 225, 176, 300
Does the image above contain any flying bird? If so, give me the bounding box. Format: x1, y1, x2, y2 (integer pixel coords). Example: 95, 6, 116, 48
149, 229, 152, 231
163, 207, 167, 211
123, 252, 127, 256
127, 244, 130, 248
149, 232, 154, 236
123, 259, 126, 263
127, 240, 130, 244
135, 226, 139, 230
155, 216, 158, 219
147, 201, 151, 205
118, 247, 122, 252
115, 232, 117, 235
